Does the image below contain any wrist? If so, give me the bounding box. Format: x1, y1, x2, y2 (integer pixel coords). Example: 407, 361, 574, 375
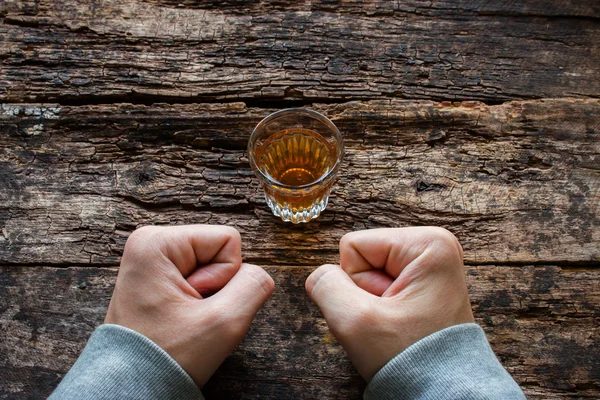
365, 323, 525, 400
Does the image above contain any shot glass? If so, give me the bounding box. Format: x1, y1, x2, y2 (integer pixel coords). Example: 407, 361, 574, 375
248, 108, 344, 224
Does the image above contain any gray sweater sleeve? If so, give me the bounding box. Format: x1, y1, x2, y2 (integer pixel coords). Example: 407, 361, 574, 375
51, 323, 523, 400
49, 324, 203, 400
364, 323, 526, 400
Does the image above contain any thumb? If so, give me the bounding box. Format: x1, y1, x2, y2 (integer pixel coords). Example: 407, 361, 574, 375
306, 264, 372, 323
209, 263, 274, 323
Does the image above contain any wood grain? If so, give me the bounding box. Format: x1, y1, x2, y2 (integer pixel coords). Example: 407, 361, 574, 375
1, 99, 599, 266
1, 265, 598, 399
1, 1, 599, 399
1, 0, 599, 103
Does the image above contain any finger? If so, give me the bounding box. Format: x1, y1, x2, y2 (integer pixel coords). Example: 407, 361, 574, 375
186, 262, 239, 297
339, 227, 463, 296
305, 264, 373, 321
340, 227, 460, 277
349, 270, 394, 297
156, 225, 242, 278
208, 263, 275, 322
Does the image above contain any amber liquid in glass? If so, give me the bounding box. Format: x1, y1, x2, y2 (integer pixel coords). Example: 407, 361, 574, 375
256, 128, 334, 210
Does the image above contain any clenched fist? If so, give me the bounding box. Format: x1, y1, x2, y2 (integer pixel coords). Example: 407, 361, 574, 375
105, 225, 274, 387
306, 227, 474, 381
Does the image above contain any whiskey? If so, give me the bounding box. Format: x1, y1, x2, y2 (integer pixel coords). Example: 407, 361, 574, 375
257, 128, 334, 186
248, 108, 343, 223
255, 128, 336, 216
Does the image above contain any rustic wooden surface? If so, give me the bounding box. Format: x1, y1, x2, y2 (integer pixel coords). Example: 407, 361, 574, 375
1, 266, 600, 399
1, 99, 599, 266
1, 0, 600, 103
1, 1, 599, 399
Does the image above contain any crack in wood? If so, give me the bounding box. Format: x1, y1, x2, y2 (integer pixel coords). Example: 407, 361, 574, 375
1, 1, 598, 103
1, 99, 598, 267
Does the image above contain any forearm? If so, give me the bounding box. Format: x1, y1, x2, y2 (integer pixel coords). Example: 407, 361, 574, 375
364, 323, 526, 400
49, 324, 203, 400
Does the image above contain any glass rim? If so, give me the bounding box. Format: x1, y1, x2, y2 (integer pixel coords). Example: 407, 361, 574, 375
248, 108, 344, 190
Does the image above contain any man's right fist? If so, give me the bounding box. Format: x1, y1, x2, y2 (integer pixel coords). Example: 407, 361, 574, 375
305, 227, 474, 381
105, 225, 274, 388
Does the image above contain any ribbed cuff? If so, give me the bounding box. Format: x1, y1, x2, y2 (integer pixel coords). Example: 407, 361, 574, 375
364, 323, 526, 400
49, 324, 203, 400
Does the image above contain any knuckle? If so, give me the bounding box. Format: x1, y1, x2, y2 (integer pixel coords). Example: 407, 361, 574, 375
222, 226, 242, 243
307, 264, 337, 298
339, 231, 360, 249
124, 226, 159, 254
339, 232, 352, 248
127, 225, 157, 243
428, 227, 462, 253
245, 264, 275, 298
420, 227, 464, 272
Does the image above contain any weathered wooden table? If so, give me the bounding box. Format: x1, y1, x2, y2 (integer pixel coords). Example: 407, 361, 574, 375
1, 1, 599, 399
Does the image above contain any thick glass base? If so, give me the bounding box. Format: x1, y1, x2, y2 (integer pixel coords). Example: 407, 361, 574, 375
266, 195, 329, 224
